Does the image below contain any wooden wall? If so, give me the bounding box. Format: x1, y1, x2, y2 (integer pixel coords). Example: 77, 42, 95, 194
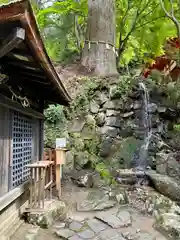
0, 105, 44, 197
32, 118, 40, 162
0, 105, 10, 197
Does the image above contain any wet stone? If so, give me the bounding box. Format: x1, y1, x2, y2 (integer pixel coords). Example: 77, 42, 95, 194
78, 229, 95, 239
25, 227, 39, 240
95, 212, 124, 229
69, 235, 84, 240
77, 199, 116, 212
136, 232, 156, 240
98, 229, 120, 239
69, 221, 83, 232
116, 211, 132, 227
87, 219, 108, 233
27, 227, 39, 235
55, 228, 74, 239
24, 234, 37, 240
54, 222, 66, 229
121, 230, 138, 240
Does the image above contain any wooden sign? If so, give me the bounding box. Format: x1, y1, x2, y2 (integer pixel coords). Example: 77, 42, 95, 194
56, 138, 66, 148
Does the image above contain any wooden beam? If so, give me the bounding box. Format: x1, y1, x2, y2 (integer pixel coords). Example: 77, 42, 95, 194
20, 77, 51, 86
10, 47, 32, 57
0, 93, 44, 119
7, 52, 33, 62
0, 28, 25, 58
18, 76, 51, 86
6, 60, 41, 72
17, 71, 47, 80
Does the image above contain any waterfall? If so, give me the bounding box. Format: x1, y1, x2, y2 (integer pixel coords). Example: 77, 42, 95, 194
136, 82, 152, 170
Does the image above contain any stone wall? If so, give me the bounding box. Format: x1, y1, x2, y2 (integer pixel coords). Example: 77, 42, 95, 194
63, 76, 180, 180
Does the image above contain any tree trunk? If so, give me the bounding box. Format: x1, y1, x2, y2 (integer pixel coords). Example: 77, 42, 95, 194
81, 0, 118, 76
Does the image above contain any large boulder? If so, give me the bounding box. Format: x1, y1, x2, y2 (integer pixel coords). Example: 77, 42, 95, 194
95, 91, 108, 105
89, 100, 100, 113
100, 137, 114, 158
156, 152, 180, 182
74, 151, 90, 169
106, 109, 120, 117
63, 151, 74, 173
155, 213, 180, 240
103, 100, 123, 110
146, 170, 180, 201
96, 112, 105, 126
100, 126, 119, 137
105, 116, 122, 128
68, 117, 85, 132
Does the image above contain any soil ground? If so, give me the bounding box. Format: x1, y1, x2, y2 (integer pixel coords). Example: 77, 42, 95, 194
12, 182, 168, 240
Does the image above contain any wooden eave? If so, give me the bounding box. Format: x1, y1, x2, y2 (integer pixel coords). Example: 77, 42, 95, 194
0, 0, 71, 106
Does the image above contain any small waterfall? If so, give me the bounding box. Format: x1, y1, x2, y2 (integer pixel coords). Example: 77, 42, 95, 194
136, 82, 152, 170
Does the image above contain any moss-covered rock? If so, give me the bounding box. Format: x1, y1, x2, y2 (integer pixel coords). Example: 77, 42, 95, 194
27, 201, 67, 229
110, 137, 142, 169
75, 151, 90, 169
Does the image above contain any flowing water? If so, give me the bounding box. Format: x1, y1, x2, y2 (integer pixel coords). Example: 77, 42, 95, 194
136, 82, 152, 170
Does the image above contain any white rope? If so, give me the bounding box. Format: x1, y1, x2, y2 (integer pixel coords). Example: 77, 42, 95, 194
85, 40, 118, 56
8, 86, 30, 108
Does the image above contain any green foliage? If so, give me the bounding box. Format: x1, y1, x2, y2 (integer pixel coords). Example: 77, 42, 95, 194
116, 0, 178, 66
71, 94, 89, 115
70, 133, 85, 151
66, 77, 104, 118
0, 0, 9, 5
174, 124, 180, 131
95, 162, 114, 185
166, 80, 180, 104
44, 104, 66, 147
44, 104, 65, 124
44, 123, 66, 147
34, 0, 180, 66
84, 136, 101, 155
110, 75, 134, 101
36, 0, 87, 62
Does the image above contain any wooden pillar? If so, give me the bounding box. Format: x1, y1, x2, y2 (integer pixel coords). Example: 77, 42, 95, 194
55, 148, 67, 199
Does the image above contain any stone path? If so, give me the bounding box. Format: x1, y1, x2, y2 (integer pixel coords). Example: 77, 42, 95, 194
12, 183, 169, 240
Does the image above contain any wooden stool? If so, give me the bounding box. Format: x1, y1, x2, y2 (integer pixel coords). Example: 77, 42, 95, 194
26, 161, 54, 210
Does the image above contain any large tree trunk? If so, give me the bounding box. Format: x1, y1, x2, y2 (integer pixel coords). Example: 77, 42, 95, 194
81, 0, 118, 76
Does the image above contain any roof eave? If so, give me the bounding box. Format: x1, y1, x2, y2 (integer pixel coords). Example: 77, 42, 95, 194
0, 0, 71, 106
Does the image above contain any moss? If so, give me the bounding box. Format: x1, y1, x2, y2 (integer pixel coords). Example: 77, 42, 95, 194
84, 135, 101, 155
85, 115, 96, 130
74, 151, 90, 168
102, 137, 142, 169
109, 75, 134, 101
95, 162, 115, 186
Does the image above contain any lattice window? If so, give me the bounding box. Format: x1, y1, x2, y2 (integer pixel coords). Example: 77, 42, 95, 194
11, 111, 33, 188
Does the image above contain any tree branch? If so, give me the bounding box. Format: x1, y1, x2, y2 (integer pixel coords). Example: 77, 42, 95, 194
118, 0, 131, 55
117, 10, 139, 62
160, 0, 180, 39
140, 3, 159, 20
136, 15, 166, 29
117, 0, 152, 65
138, 0, 154, 15
160, 0, 180, 66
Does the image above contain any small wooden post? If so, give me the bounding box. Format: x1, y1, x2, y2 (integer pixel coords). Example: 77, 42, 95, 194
55, 148, 67, 199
